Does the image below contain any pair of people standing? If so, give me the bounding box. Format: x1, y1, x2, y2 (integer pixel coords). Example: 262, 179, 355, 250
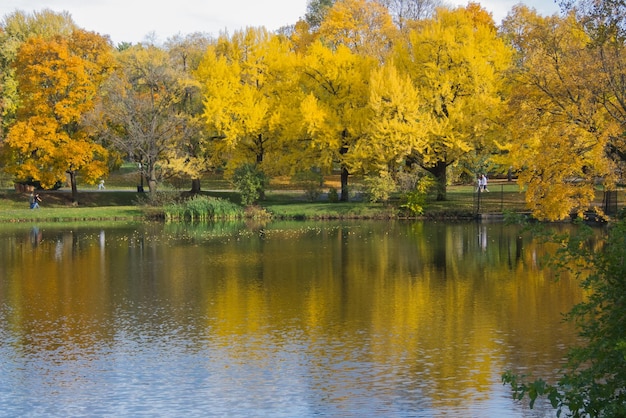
476, 174, 489, 192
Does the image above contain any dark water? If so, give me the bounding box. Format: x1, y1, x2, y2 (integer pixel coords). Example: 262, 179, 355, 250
0, 220, 585, 417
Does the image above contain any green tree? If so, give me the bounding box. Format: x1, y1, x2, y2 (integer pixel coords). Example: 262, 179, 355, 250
2, 29, 114, 201
232, 163, 268, 205
503, 221, 626, 417
305, 0, 336, 30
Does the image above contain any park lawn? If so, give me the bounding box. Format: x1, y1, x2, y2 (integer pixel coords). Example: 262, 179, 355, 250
2, 177, 619, 223
0, 181, 530, 222
0, 206, 145, 222
0, 190, 147, 222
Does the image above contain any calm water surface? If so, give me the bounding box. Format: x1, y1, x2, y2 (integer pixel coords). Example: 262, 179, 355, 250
0, 220, 585, 417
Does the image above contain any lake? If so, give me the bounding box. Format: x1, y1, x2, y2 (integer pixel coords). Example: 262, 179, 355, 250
0, 220, 585, 417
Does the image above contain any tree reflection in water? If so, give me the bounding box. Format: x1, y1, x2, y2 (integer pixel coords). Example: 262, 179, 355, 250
0, 221, 585, 417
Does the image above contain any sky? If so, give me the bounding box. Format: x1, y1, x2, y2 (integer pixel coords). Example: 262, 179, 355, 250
1, 0, 561, 45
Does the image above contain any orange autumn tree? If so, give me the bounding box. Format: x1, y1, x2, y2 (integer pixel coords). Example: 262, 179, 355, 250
2, 29, 115, 202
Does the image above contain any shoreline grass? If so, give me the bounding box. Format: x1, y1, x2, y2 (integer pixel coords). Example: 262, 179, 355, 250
0, 182, 520, 223
0, 206, 146, 223
0, 178, 620, 223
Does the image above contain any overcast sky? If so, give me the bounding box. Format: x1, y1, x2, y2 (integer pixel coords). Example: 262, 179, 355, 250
1, 0, 561, 45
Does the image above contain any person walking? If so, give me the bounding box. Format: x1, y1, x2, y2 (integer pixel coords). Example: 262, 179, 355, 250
29, 192, 41, 209
481, 174, 489, 192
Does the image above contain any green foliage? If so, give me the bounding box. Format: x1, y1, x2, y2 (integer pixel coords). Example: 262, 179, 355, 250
503, 221, 626, 417
328, 187, 339, 203
232, 164, 268, 206
502, 372, 561, 410
292, 170, 323, 201
164, 195, 243, 221
363, 171, 396, 203
400, 175, 435, 215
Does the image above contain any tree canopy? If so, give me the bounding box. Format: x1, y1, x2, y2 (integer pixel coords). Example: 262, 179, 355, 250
2, 29, 114, 201
1, 2, 625, 222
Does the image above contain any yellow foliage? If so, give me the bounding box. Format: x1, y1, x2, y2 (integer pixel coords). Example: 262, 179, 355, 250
393, 5, 513, 194
318, 0, 398, 60
196, 28, 297, 172
297, 41, 375, 173
501, 9, 616, 220
362, 62, 427, 172
3, 30, 113, 189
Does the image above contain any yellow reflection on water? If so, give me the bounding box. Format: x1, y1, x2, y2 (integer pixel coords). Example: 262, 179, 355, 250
0, 221, 586, 415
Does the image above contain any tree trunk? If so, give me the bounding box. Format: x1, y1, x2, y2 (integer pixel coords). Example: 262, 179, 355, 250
340, 165, 349, 202
68, 170, 79, 203
190, 178, 201, 194
257, 135, 265, 200
425, 161, 447, 201
147, 165, 158, 193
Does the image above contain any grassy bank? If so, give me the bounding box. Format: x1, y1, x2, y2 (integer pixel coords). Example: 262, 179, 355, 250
0, 189, 148, 222
0, 179, 530, 223
2, 172, 621, 223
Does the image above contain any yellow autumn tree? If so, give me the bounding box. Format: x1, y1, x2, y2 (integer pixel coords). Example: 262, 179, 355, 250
296, 41, 375, 201
394, 4, 513, 200
499, 7, 616, 220
355, 61, 426, 174
317, 0, 398, 60
196, 27, 298, 178
0, 9, 77, 136
2, 29, 114, 201
163, 33, 213, 193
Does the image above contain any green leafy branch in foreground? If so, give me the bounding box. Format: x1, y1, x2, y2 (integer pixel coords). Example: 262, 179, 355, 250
503, 221, 626, 417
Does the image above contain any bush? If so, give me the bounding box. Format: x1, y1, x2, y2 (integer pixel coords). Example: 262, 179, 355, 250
164, 195, 243, 221
232, 164, 267, 206
363, 171, 396, 203
328, 187, 339, 203
503, 221, 626, 417
400, 175, 436, 215
134, 191, 179, 207
292, 170, 323, 201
